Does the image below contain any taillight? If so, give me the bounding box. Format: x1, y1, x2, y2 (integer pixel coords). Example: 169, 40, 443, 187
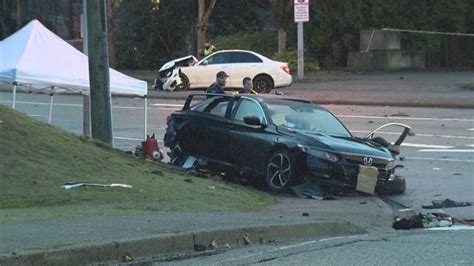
280, 65, 290, 74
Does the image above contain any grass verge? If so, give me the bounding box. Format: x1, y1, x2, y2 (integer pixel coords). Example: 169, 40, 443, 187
0, 105, 274, 223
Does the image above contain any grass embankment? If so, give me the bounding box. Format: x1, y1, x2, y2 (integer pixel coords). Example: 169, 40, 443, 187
0, 105, 274, 223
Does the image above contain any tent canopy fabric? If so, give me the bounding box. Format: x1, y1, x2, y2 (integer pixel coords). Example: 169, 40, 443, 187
0, 19, 147, 96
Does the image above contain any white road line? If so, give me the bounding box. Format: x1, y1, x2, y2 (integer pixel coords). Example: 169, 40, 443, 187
418, 149, 474, 153
28, 114, 46, 117
227, 234, 369, 262
337, 114, 474, 122
151, 103, 183, 107
468, 128, 474, 131
467, 144, 474, 147
404, 157, 474, 163
351, 130, 474, 140
1, 100, 180, 110
402, 143, 454, 149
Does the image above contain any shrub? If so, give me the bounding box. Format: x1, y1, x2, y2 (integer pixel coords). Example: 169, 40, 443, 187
272, 50, 320, 72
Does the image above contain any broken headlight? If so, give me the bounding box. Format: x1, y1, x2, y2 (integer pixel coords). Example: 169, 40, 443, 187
297, 144, 339, 162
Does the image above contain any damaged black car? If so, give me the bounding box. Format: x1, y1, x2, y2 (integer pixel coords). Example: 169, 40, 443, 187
164, 94, 413, 194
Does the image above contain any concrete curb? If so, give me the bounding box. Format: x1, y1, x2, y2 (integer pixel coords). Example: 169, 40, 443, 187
0, 221, 365, 265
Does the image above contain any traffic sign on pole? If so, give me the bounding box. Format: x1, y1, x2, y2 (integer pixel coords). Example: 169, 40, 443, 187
294, 0, 309, 22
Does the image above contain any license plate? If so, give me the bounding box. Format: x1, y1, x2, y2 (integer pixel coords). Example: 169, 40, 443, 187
356, 165, 378, 194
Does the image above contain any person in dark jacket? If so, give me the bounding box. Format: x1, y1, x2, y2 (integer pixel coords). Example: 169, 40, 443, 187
206, 71, 228, 98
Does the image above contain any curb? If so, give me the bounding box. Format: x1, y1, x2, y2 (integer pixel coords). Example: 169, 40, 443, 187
0, 221, 365, 265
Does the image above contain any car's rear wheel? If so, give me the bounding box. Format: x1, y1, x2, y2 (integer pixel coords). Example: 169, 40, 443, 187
176, 72, 190, 91
170, 143, 187, 166
253, 75, 274, 93
265, 150, 296, 192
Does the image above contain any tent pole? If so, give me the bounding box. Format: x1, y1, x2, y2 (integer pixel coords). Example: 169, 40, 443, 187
12, 82, 17, 109
48, 92, 54, 124
144, 95, 148, 140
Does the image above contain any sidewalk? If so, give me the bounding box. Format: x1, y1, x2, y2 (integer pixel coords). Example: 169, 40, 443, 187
146, 70, 474, 108
0, 196, 392, 264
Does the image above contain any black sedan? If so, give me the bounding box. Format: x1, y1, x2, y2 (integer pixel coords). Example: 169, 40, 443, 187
164, 94, 412, 194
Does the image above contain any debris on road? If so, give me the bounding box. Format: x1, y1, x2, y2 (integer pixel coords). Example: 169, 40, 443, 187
243, 234, 251, 245
291, 181, 337, 200
422, 198, 472, 209
302, 212, 309, 217
209, 239, 218, 249
61, 182, 133, 189
393, 211, 474, 230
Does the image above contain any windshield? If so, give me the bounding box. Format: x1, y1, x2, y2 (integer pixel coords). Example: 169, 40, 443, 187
265, 101, 351, 137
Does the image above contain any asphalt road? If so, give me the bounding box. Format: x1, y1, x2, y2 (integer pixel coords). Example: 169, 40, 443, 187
1, 92, 473, 221
154, 230, 474, 265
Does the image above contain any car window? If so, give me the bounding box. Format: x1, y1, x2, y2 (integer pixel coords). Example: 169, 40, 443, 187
230, 52, 263, 63
206, 53, 230, 65
233, 99, 266, 123
265, 101, 350, 137
208, 101, 229, 117
191, 97, 230, 118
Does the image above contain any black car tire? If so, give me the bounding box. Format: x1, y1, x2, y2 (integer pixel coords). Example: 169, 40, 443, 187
253, 75, 274, 93
264, 150, 296, 192
177, 72, 190, 91
380, 175, 406, 195
170, 143, 187, 166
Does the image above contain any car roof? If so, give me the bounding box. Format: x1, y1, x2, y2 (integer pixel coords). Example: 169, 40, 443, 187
186, 93, 312, 105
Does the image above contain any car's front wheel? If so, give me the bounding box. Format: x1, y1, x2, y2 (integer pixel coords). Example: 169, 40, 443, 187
176, 72, 190, 91
253, 75, 274, 93
265, 150, 296, 192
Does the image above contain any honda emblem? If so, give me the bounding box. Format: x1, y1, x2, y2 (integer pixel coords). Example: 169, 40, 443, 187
363, 157, 373, 166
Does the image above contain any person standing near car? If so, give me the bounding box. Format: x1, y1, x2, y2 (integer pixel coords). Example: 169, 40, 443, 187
199, 42, 216, 59
206, 71, 228, 98
239, 77, 258, 94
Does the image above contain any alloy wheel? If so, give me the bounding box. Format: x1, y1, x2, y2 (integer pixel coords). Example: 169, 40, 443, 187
266, 152, 292, 190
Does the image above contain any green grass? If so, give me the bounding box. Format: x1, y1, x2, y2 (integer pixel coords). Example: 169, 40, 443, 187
0, 105, 274, 223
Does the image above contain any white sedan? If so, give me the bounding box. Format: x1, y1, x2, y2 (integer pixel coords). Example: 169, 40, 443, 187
177, 50, 292, 93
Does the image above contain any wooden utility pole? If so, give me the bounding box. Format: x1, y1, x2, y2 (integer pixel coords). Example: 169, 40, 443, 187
196, 0, 216, 56
86, 0, 113, 144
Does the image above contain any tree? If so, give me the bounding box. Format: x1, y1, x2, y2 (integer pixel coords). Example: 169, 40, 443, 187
270, 0, 292, 54
196, 0, 217, 57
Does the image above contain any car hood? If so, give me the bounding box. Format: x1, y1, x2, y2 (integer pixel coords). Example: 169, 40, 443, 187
278, 127, 392, 159
159, 55, 198, 72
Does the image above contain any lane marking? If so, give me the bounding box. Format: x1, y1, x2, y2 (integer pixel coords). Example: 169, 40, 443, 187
28, 114, 46, 117
1, 100, 180, 110
227, 234, 369, 262
402, 143, 454, 149
468, 128, 474, 131
352, 130, 474, 140
151, 103, 183, 107
467, 144, 474, 147
337, 114, 474, 122
418, 149, 474, 153
404, 157, 474, 163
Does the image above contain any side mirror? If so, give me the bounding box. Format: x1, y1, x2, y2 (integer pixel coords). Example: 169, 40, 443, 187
201, 60, 208, 66
243, 116, 265, 127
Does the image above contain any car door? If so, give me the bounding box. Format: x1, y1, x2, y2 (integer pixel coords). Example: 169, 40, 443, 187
227, 98, 271, 173
229, 52, 264, 87
192, 52, 232, 88
182, 97, 233, 163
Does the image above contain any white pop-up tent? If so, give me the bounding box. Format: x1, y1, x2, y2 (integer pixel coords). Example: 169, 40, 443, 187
0, 20, 150, 139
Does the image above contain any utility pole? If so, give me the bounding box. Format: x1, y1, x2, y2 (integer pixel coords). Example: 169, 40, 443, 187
81, 0, 91, 136
86, 0, 113, 144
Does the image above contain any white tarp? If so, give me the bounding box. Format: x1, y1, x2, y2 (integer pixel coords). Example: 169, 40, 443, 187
0, 19, 147, 96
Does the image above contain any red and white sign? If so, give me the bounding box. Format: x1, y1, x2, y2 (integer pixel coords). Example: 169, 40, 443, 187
294, 0, 309, 22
